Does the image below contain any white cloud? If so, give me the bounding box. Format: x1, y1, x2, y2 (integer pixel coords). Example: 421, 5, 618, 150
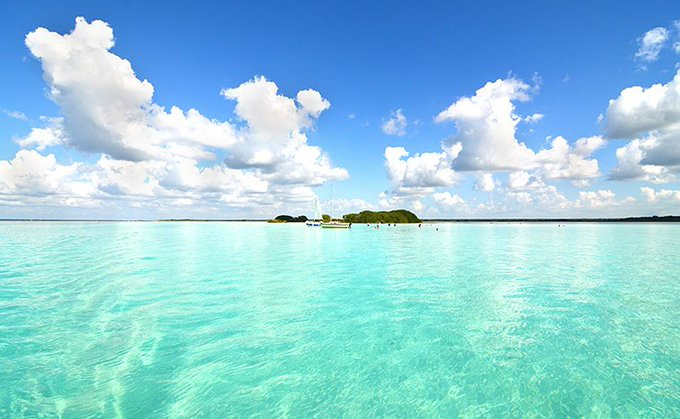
15, 118, 66, 150
502, 187, 632, 214
508, 185, 572, 211
507, 171, 545, 190
432, 191, 465, 208
2, 109, 28, 121
575, 190, 616, 208
571, 179, 593, 189
426, 183, 673, 219
296, 89, 331, 119
384, 76, 604, 199
434, 77, 601, 178
25, 17, 242, 162
474, 173, 495, 192
381, 109, 407, 136
635, 27, 669, 63
640, 187, 680, 202
442, 185, 650, 218
574, 190, 636, 210
536, 136, 605, 182
324, 198, 376, 215
0, 149, 94, 205
376, 191, 425, 215
605, 70, 680, 139
524, 113, 544, 123
5, 17, 349, 215
610, 136, 675, 183
220, 77, 347, 185
435, 77, 535, 171
384, 145, 461, 195
606, 70, 680, 182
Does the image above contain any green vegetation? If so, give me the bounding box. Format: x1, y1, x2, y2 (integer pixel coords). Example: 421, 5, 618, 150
268, 215, 308, 223
267, 210, 422, 224
342, 209, 421, 224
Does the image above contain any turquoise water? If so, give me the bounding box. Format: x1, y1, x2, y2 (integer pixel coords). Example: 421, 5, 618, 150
1, 221, 678, 417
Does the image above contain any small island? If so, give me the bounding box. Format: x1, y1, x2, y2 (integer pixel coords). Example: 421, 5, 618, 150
267, 215, 309, 223
342, 209, 421, 224
267, 209, 422, 224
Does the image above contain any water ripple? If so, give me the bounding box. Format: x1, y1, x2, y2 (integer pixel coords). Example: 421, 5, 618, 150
0, 222, 678, 416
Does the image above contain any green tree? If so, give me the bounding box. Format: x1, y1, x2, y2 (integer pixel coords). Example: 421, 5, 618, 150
342, 209, 421, 224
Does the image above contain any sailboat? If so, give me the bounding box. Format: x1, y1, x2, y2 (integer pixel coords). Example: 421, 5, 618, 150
305, 197, 323, 227
320, 185, 350, 229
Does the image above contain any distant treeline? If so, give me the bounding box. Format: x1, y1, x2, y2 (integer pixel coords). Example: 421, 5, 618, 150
342, 209, 421, 224
420, 215, 680, 223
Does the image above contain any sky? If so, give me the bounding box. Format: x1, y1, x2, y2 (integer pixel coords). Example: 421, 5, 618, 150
1, 0, 680, 219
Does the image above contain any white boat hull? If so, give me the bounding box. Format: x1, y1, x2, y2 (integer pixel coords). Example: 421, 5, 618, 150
321, 222, 351, 229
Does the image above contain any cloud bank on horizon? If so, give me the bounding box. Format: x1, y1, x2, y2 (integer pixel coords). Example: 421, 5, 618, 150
1, 16, 680, 218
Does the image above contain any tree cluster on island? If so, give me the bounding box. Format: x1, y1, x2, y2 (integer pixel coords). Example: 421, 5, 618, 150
268, 214, 308, 223
268, 209, 422, 224
342, 209, 421, 224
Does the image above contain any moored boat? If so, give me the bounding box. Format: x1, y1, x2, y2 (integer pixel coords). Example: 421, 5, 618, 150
321, 221, 351, 229
306, 197, 323, 227
319, 185, 350, 228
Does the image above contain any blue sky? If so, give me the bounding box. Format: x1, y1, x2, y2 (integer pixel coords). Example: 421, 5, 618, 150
1, 1, 680, 219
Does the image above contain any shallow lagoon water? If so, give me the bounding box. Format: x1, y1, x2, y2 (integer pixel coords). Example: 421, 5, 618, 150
1, 221, 678, 416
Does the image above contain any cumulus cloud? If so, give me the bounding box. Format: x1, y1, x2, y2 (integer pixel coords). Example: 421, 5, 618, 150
506, 184, 572, 211
434, 77, 602, 176
323, 198, 376, 215
474, 173, 495, 192
384, 144, 461, 195
536, 136, 606, 183
15, 118, 66, 151
635, 27, 669, 63
610, 137, 675, 183
640, 187, 680, 202
435, 77, 535, 171
432, 191, 465, 208
376, 191, 425, 215
0, 150, 84, 197
605, 70, 680, 139
27, 18, 194, 161
524, 113, 544, 123
575, 190, 636, 209
507, 171, 545, 190
384, 76, 604, 199
575, 190, 616, 208
220, 77, 347, 185
3, 17, 348, 216
381, 109, 407, 136
606, 70, 680, 183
